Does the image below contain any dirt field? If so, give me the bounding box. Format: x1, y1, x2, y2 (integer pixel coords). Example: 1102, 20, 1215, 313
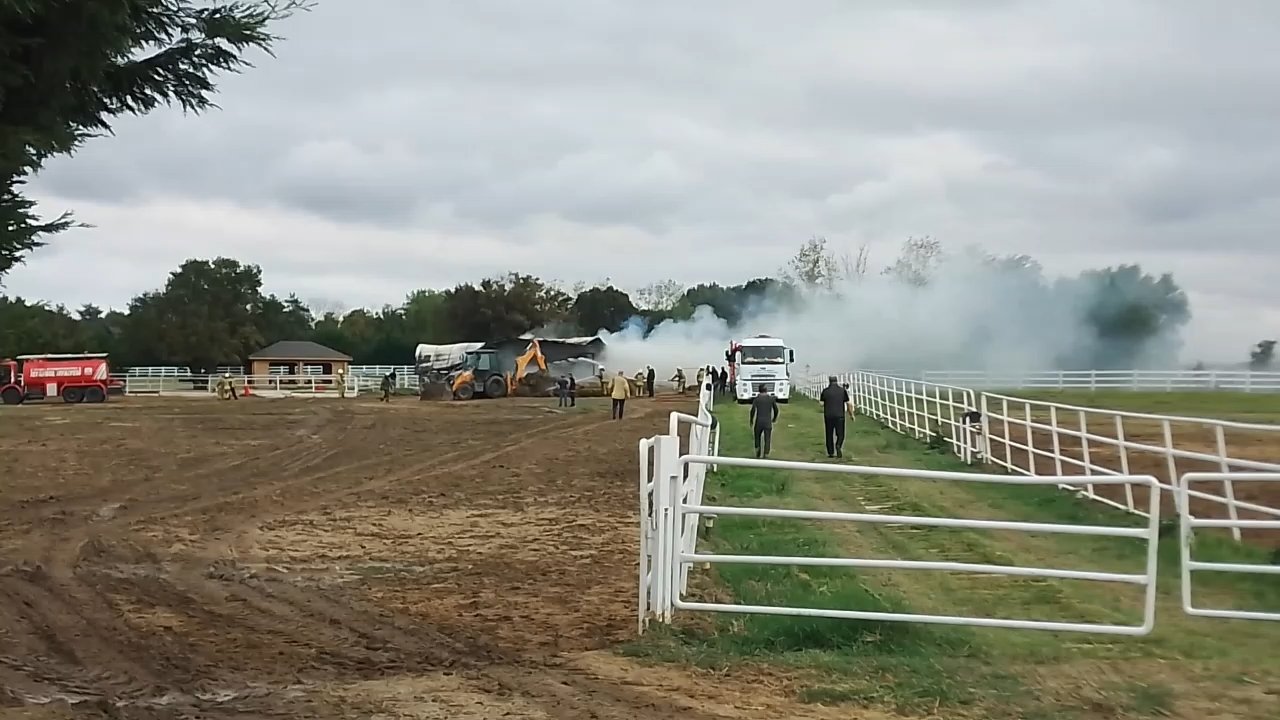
0, 395, 848, 719
983, 397, 1280, 543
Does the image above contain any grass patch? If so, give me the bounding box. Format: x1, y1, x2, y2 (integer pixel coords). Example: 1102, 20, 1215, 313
626, 396, 1280, 718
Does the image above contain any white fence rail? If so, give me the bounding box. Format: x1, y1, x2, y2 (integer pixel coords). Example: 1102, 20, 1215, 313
804, 369, 1280, 392
119, 374, 369, 397
639, 379, 719, 629
981, 391, 1280, 541
802, 371, 1280, 548
803, 372, 982, 464
1179, 472, 1280, 623
640, 379, 1278, 631
651, 454, 1164, 635
116, 365, 420, 392
922, 369, 1280, 393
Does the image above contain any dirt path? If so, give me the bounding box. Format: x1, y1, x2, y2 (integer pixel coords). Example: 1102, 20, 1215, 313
0, 395, 845, 719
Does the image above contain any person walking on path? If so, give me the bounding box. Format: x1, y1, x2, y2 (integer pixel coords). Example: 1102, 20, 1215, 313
610, 370, 631, 419
749, 384, 779, 458
645, 365, 656, 397
819, 376, 854, 457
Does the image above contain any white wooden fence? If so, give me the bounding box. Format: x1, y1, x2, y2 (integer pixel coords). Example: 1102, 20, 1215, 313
832, 369, 1280, 393
639, 379, 718, 628
803, 373, 982, 464
801, 372, 1280, 547
641, 373, 1278, 631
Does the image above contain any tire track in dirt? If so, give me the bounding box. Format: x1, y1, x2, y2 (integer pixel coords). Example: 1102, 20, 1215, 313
0, 405, 359, 567
1, 398, 737, 719
1, 406, 622, 709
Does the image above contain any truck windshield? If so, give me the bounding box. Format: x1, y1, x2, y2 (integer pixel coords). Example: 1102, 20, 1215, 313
740, 346, 786, 364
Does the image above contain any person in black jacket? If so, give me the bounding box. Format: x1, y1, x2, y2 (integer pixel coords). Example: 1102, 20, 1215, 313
645, 365, 656, 397
749, 384, 779, 458
819, 376, 853, 458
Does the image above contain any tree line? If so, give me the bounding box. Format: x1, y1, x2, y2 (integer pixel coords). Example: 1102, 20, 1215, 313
0, 255, 794, 370
0, 236, 1251, 372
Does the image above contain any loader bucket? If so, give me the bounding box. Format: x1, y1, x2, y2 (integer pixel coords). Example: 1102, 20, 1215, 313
514, 372, 556, 397
419, 381, 451, 400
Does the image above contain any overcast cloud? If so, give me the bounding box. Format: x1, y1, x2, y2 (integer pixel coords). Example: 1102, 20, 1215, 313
8, 0, 1280, 362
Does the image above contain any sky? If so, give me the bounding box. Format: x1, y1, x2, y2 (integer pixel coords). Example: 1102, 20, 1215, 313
7, 0, 1280, 363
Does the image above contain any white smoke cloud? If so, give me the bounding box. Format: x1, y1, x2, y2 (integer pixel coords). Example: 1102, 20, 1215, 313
597, 253, 1183, 377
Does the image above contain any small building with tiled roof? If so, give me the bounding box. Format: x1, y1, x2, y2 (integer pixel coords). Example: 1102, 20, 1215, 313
248, 340, 352, 378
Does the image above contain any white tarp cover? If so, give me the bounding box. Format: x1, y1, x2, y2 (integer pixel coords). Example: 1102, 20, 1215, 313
516, 333, 603, 346
414, 342, 485, 369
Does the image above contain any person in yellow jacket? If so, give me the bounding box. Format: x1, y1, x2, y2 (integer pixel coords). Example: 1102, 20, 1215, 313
610, 369, 631, 420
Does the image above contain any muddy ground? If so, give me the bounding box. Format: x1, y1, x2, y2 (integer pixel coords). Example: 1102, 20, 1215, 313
0, 395, 850, 720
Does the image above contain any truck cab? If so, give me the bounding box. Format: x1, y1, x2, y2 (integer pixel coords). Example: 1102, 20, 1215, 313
727, 335, 795, 403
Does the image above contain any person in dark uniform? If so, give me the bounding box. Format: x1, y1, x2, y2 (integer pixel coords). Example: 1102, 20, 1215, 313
819, 376, 853, 458
749, 384, 779, 458
645, 365, 656, 398
568, 374, 577, 406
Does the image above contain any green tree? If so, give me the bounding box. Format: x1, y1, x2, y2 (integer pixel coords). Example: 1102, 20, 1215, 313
442, 273, 570, 340
1070, 265, 1191, 369
119, 258, 268, 371
0, 296, 87, 356
402, 289, 451, 343
1250, 340, 1276, 370
256, 293, 314, 344
0, 0, 310, 278
572, 285, 637, 334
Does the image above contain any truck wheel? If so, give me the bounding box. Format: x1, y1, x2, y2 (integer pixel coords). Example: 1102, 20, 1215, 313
1, 387, 23, 405
454, 384, 474, 401
484, 375, 508, 398
84, 386, 106, 403
62, 387, 85, 404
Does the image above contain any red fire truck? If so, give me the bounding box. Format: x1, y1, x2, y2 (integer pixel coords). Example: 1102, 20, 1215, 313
0, 353, 122, 405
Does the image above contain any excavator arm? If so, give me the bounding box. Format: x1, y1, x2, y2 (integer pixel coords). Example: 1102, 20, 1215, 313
508, 339, 548, 393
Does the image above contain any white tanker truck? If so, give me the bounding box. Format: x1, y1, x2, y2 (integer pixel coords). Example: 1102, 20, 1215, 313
726, 334, 795, 403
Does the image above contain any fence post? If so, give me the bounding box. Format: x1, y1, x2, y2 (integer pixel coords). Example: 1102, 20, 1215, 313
1213, 426, 1242, 542
1078, 410, 1094, 498
652, 434, 679, 621
1162, 419, 1180, 515
1049, 406, 1064, 476
1114, 416, 1135, 512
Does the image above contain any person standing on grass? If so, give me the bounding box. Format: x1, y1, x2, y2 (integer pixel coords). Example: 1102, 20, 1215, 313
555, 375, 570, 407
749, 384, 779, 459
819, 375, 854, 458
610, 369, 631, 419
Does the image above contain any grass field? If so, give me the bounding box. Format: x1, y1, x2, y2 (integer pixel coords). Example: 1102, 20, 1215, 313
626, 398, 1280, 719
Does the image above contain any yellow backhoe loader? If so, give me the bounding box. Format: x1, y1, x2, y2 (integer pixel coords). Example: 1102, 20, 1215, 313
438, 340, 552, 400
